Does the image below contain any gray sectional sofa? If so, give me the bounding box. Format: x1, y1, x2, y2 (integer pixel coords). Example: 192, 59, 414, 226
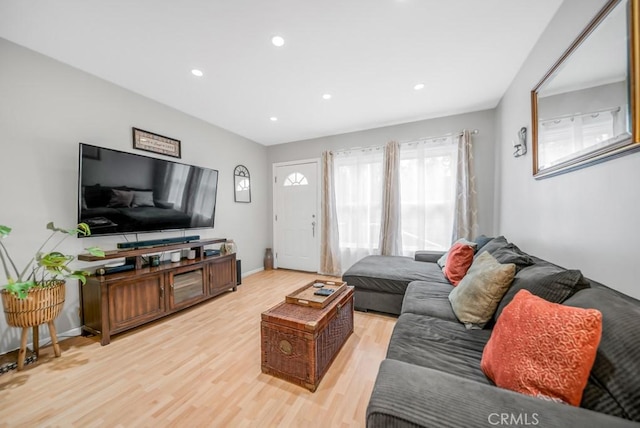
343, 237, 640, 427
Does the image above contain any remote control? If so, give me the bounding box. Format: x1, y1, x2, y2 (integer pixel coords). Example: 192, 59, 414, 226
314, 288, 334, 296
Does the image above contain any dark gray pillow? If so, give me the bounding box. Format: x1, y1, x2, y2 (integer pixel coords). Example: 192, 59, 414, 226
473, 235, 494, 251
476, 236, 533, 270
489, 244, 534, 270
494, 264, 589, 320
563, 287, 640, 421
107, 189, 134, 207
475, 236, 508, 256
131, 190, 155, 207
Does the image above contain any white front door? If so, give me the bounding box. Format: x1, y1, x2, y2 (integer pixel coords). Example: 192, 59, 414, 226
274, 161, 319, 272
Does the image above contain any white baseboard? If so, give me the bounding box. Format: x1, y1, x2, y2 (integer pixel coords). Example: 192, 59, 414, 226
242, 267, 263, 277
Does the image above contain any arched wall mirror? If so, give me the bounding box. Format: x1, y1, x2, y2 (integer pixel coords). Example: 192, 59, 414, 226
234, 165, 251, 203
531, 0, 640, 178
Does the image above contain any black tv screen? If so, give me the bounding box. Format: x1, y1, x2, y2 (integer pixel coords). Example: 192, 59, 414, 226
78, 143, 219, 236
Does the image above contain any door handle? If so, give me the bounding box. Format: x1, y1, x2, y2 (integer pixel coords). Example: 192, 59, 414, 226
312, 221, 316, 237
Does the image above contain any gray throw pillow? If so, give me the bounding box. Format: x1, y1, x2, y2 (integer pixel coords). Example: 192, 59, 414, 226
489, 244, 534, 270
473, 235, 494, 251
131, 190, 155, 207
475, 236, 508, 257
475, 236, 533, 270
494, 264, 590, 320
449, 251, 516, 329
107, 189, 134, 207
437, 238, 478, 269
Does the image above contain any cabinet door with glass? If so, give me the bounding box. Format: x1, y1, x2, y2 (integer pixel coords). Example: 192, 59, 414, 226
168, 265, 207, 311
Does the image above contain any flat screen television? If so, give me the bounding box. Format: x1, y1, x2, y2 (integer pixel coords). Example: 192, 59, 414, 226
78, 143, 219, 236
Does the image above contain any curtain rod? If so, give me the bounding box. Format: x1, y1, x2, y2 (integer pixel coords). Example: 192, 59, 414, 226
398, 128, 479, 145
333, 128, 479, 155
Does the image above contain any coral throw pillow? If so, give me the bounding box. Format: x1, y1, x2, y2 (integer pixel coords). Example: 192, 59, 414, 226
481, 290, 602, 406
443, 243, 475, 286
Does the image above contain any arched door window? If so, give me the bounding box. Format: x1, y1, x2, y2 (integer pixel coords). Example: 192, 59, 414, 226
283, 172, 308, 186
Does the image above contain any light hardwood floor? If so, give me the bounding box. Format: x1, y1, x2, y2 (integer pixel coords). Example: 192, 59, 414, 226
0, 269, 396, 427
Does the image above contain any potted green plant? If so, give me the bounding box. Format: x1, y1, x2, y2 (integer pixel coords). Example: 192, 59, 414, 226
0, 222, 104, 370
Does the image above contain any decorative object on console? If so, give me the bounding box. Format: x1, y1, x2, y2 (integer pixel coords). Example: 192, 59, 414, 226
0, 222, 104, 370
513, 126, 527, 157
222, 240, 236, 255
481, 290, 602, 406
132, 127, 181, 158
234, 165, 251, 203
264, 248, 274, 270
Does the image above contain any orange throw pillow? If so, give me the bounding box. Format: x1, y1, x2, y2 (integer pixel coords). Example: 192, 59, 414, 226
481, 290, 602, 406
443, 243, 475, 286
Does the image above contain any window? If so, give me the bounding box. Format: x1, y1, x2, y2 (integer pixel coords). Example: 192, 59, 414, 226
334, 149, 383, 270
283, 172, 308, 186
332, 138, 459, 270
399, 137, 457, 254
538, 108, 620, 170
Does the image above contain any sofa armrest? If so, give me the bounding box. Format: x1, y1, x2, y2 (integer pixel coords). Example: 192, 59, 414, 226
367, 359, 637, 428
414, 251, 444, 263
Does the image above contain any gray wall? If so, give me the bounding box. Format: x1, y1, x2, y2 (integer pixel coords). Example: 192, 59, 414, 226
267, 109, 497, 244
495, 0, 640, 299
0, 38, 269, 354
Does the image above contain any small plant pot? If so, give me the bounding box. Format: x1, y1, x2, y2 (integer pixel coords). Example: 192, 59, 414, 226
1, 281, 66, 327
1, 280, 65, 370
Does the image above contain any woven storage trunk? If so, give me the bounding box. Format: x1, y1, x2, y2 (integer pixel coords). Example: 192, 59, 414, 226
261, 286, 354, 392
1, 281, 66, 327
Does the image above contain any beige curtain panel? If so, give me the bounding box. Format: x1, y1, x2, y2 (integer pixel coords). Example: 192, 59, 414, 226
379, 141, 402, 255
453, 130, 479, 241
319, 151, 342, 276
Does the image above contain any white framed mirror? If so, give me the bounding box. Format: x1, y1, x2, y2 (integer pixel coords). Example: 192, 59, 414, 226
234, 165, 251, 203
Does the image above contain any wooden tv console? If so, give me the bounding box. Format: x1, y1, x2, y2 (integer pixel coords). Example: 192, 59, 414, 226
78, 239, 236, 345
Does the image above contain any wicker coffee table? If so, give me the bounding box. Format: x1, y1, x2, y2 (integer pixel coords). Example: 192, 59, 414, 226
261, 284, 354, 392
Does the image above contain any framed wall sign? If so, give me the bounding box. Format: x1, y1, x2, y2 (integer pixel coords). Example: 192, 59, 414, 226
132, 127, 181, 158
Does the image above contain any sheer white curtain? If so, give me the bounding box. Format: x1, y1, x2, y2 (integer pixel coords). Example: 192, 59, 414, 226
399, 137, 458, 255
334, 148, 384, 271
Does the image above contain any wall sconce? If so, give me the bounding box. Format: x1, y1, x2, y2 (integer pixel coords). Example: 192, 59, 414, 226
513, 127, 527, 157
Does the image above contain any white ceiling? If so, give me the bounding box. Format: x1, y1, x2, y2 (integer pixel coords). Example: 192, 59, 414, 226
0, 0, 563, 146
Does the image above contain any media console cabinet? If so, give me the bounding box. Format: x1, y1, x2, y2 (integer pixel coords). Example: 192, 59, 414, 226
78, 239, 237, 345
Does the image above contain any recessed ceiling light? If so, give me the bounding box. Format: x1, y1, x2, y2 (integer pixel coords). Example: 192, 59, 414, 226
414, 83, 425, 91
270, 117, 278, 122
322, 93, 332, 100
271, 36, 285, 47
191, 69, 204, 77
